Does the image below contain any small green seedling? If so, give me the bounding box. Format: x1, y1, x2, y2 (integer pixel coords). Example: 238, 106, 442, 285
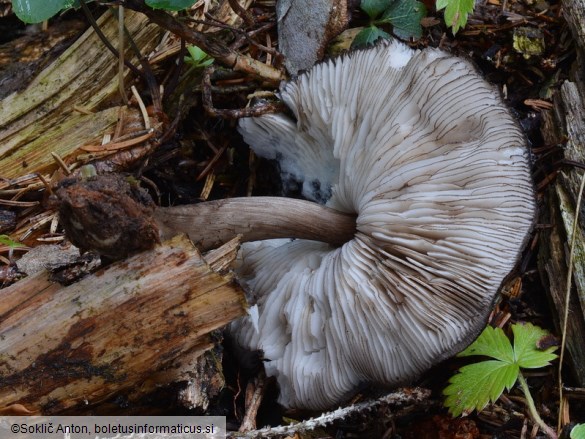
572, 424, 585, 439
0, 235, 25, 249
444, 323, 558, 417
0, 235, 26, 261
435, 0, 475, 34
184, 45, 214, 69
353, 0, 426, 47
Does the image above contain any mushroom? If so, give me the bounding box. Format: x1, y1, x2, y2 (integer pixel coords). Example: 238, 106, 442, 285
55, 40, 535, 410
228, 40, 536, 409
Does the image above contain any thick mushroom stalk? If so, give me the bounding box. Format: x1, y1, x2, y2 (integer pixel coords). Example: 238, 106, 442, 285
54, 175, 355, 260
155, 198, 356, 250
231, 40, 536, 409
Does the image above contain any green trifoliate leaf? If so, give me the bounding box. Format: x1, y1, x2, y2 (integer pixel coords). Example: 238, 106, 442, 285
378, 0, 426, 39
571, 424, 585, 439
445, 323, 558, 417
360, 0, 394, 19
13, 0, 74, 23
351, 25, 392, 48
512, 322, 558, 368
146, 0, 197, 11
444, 360, 519, 417
458, 325, 514, 363
436, 0, 474, 34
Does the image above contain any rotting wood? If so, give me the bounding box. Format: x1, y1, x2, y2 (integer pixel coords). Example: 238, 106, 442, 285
563, 0, 585, 55
537, 0, 585, 387
0, 234, 246, 414
0, 18, 87, 100
0, 9, 163, 179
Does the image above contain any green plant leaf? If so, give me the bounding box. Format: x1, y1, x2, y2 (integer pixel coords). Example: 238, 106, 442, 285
0, 235, 25, 249
187, 45, 206, 62
435, 0, 474, 34
12, 0, 74, 23
571, 424, 585, 439
458, 325, 514, 363
360, 0, 394, 18
378, 0, 426, 39
512, 323, 558, 368
145, 0, 197, 11
71, 0, 96, 7
185, 45, 214, 67
445, 323, 558, 417
351, 25, 391, 48
444, 360, 519, 417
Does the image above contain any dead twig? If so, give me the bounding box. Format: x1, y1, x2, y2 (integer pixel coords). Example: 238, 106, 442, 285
193, 15, 279, 57
202, 66, 285, 118
79, 0, 142, 77
196, 140, 228, 182
229, 388, 432, 438
79, 129, 154, 152
227, 0, 255, 28
238, 372, 266, 432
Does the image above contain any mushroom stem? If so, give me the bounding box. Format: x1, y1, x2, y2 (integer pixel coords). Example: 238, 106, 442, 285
154, 197, 357, 251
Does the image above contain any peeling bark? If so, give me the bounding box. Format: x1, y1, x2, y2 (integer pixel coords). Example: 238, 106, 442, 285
537, 0, 585, 387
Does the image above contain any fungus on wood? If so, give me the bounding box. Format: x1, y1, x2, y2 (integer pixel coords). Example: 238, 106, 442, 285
53, 40, 536, 410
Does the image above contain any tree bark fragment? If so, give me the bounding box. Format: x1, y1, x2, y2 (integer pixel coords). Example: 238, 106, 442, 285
0, 235, 246, 414
537, 0, 585, 386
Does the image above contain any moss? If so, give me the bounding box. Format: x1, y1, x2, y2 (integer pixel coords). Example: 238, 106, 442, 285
513, 27, 545, 59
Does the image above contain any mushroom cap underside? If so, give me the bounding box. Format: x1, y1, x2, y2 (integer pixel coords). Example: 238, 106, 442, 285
234, 40, 536, 409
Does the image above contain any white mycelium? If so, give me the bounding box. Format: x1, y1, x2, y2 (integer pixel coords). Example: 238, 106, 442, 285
233, 40, 535, 409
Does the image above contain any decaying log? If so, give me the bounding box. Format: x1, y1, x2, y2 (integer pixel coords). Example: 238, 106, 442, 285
0, 234, 246, 414
0, 9, 163, 179
537, 0, 585, 386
